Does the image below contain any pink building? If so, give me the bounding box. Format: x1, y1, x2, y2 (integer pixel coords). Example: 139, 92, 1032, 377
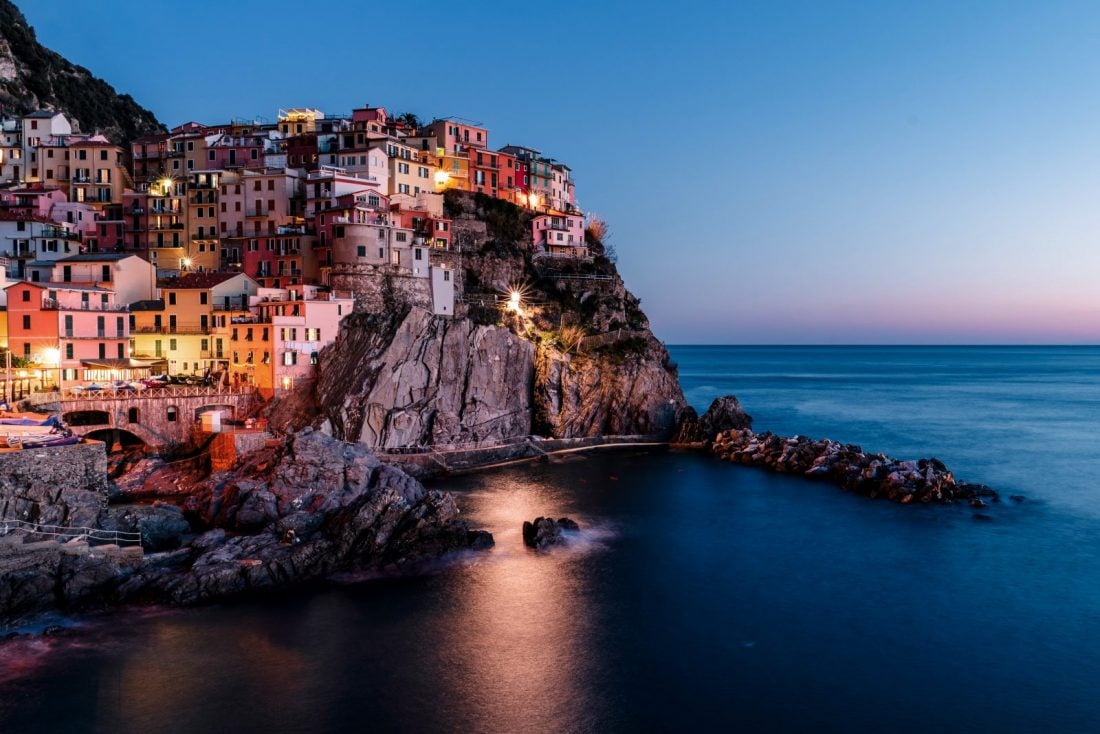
531, 213, 587, 258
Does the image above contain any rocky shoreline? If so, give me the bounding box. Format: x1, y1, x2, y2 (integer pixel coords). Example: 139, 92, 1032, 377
0, 430, 491, 627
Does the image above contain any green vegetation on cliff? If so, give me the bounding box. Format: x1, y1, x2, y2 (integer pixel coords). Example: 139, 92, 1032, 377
0, 0, 164, 143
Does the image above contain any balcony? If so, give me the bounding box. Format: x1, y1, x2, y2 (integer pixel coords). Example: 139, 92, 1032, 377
246, 208, 268, 218
64, 330, 126, 339
40, 227, 82, 241
132, 325, 212, 335
44, 299, 127, 312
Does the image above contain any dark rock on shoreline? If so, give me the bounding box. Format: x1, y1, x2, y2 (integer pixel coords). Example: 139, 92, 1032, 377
523, 516, 579, 549
712, 427, 997, 504
674, 395, 753, 444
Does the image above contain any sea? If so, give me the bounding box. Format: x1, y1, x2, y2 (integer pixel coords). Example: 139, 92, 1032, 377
2, 346, 1099, 733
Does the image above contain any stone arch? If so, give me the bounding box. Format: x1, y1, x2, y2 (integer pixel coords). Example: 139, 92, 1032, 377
82, 427, 150, 450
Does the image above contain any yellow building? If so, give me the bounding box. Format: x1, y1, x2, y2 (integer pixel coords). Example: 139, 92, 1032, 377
130, 272, 257, 377
381, 140, 437, 203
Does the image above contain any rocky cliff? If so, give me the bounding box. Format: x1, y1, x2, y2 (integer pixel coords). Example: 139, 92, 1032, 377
0, 0, 164, 142
303, 192, 688, 451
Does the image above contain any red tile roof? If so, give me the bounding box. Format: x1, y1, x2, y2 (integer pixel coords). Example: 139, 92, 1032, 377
163, 272, 245, 290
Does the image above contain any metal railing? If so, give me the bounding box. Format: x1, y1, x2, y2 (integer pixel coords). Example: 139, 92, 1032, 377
26, 384, 255, 404
0, 517, 143, 548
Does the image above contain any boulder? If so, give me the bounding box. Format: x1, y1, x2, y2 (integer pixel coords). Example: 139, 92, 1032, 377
522, 516, 580, 549
675, 395, 753, 443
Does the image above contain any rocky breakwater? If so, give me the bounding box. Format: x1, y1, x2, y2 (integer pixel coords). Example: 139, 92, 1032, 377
0, 430, 492, 625
712, 428, 997, 504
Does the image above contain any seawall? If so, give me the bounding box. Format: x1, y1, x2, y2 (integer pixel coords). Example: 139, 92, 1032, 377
0, 441, 111, 528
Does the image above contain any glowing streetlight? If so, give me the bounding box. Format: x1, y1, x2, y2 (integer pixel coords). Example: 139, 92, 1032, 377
507, 290, 522, 313
159, 177, 174, 195
181, 257, 192, 270
40, 348, 60, 367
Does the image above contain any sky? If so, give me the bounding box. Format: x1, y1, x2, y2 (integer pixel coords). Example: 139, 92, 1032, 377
19, 0, 1100, 344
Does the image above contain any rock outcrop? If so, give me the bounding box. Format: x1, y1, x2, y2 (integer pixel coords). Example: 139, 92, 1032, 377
0, 0, 164, 143
673, 394, 754, 444
522, 516, 579, 549
534, 333, 685, 438
0, 430, 492, 625
712, 427, 997, 504
316, 308, 536, 448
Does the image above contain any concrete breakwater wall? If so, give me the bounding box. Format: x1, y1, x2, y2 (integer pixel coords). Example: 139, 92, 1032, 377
382, 434, 668, 476
0, 441, 110, 528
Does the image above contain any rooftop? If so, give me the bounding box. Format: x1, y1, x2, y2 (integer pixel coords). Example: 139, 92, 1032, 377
162, 272, 245, 290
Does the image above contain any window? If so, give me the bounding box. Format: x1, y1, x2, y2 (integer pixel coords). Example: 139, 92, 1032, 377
21, 290, 29, 302
168, 292, 176, 305
443, 271, 451, 282
200, 292, 208, 305
357, 245, 366, 257
21, 315, 30, 329
65, 343, 74, 359
118, 343, 124, 358
283, 351, 297, 366
169, 339, 178, 351
98, 343, 106, 359
128, 407, 140, 423
166, 406, 177, 422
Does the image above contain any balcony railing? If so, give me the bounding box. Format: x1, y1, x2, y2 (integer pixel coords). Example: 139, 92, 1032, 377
44, 299, 127, 312
132, 325, 213, 335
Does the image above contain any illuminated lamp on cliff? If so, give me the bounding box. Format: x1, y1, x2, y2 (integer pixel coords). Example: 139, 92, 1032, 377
507, 290, 522, 312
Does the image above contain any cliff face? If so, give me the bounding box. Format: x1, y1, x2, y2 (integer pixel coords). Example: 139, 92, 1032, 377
0, 1, 164, 142
316, 308, 536, 448
303, 193, 687, 452
534, 334, 684, 437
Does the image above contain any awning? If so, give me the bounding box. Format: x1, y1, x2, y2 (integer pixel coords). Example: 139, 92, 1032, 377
79, 358, 169, 369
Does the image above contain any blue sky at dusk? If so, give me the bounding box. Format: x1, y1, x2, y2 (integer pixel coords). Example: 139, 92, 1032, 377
20, 1, 1100, 344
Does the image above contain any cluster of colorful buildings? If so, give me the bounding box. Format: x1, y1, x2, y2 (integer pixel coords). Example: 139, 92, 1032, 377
0, 105, 586, 396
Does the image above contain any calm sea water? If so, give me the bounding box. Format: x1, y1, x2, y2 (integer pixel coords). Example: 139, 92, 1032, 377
2, 346, 1100, 733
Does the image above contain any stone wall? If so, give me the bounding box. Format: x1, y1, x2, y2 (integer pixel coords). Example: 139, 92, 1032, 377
331, 263, 433, 313
0, 441, 111, 528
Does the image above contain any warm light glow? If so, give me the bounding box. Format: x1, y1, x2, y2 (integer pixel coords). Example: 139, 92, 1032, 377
434, 170, 450, 186
181, 257, 192, 269
159, 177, 174, 195
507, 290, 522, 312
17, 370, 26, 379
39, 348, 60, 367
281, 376, 293, 390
